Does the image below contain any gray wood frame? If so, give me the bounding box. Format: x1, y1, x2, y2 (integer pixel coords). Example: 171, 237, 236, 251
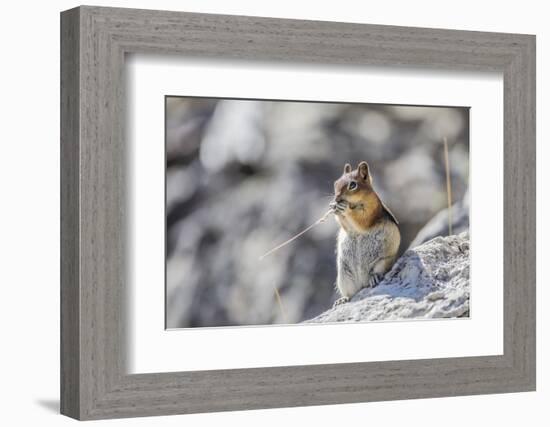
60, 5, 536, 420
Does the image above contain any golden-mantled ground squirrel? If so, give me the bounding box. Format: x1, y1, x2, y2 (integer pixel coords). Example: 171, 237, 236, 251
329, 161, 401, 306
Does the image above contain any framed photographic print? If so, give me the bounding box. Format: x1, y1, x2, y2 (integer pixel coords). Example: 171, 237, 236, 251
164, 97, 471, 329
60, 5, 536, 420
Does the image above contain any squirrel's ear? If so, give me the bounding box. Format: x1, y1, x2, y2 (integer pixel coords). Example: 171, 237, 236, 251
358, 161, 370, 181
343, 163, 352, 174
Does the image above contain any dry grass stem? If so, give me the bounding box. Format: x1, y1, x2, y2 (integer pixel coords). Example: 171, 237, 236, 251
259, 209, 333, 260
443, 137, 453, 235
273, 287, 288, 324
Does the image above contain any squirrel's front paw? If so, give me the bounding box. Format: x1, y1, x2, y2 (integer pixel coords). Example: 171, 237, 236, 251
333, 296, 349, 307
368, 273, 383, 288
330, 200, 348, 215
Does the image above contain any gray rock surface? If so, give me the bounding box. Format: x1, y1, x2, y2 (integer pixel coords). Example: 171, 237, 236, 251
306, 232, 470, 323
408, 190, 469, 249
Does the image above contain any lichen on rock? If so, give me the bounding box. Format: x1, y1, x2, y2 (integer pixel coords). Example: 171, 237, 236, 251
306, 232, 470, 323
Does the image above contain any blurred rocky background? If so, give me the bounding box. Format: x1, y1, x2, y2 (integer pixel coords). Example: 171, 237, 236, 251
165, 97, 469, 328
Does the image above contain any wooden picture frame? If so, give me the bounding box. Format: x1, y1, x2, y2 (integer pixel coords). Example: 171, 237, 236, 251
60, 5, 536, 420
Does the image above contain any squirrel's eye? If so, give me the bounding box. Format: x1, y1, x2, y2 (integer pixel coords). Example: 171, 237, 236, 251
348, 181, 357, 191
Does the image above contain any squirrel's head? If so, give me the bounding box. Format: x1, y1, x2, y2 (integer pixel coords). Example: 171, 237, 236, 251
333, 161, 374, 207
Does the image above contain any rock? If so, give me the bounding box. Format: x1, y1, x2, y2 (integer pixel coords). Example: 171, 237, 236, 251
306, 232, 470, 323
408, 191, 469, 249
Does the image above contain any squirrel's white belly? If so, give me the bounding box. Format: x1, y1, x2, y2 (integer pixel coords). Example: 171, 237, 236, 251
336, 227, 386, 299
